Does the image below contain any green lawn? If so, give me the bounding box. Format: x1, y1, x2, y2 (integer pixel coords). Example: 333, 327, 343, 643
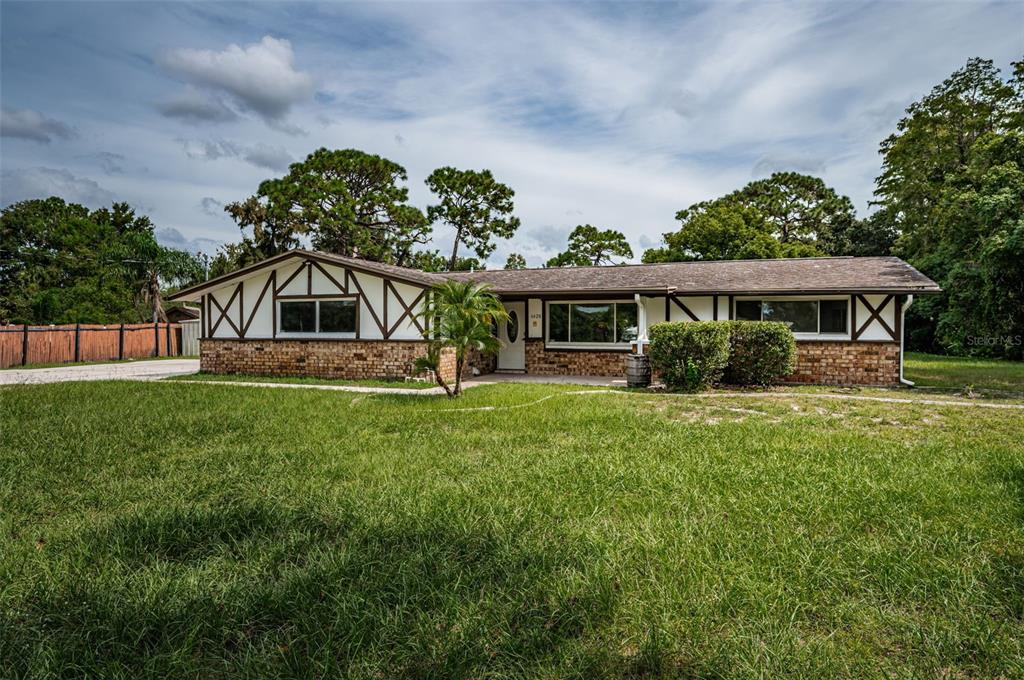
2, 379, 1023, 678
906, 351, 1024, 393
167, 372, 439, 389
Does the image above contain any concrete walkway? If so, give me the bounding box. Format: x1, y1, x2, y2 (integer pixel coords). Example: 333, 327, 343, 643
0, 359, 200, 385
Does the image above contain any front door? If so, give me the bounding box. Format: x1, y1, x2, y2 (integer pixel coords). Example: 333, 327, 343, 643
497, 301, 526, 371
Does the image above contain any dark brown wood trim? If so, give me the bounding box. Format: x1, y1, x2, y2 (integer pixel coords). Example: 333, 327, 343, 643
238, 280, 244, 334
346, 270, 386, 336
199, 336, 431, 344
306, 261, 313, 295
274, 261, 308, 295
384, 280, 426, 337
209, 283, 242, 337
669, 295, 699, 322
200, 295, 206, 339
276, 294, 360, 300
241, 274, 275, 336
712, 295, 719, 321
854, 294, 896, 341
664, 295, 670, 322
310, 260, 347, 294
271, 272, 277, 339
894, 294, 903, 344
728, 295, 734, 320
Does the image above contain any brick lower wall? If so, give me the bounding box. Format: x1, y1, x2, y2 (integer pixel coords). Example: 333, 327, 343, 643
200, 338, 900, 387
524, 339, 627, 376
788, 341, 900, 386
200, 339, 496, 383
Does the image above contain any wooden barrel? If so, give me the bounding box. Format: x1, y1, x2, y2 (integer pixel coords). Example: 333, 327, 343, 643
625, 353, 651, 388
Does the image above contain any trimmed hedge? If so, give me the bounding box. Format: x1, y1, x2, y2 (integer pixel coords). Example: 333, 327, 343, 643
725, 321, 797, 386
649, 320, 797, 390
648, 321, 731, 390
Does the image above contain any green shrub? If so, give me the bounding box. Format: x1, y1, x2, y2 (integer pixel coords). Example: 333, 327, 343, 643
725, 321, 797, 386
648, 321, 731, 390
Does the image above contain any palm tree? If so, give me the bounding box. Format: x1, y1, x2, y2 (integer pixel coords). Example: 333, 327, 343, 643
415, 280, 508, 397
116, 231, 205, 322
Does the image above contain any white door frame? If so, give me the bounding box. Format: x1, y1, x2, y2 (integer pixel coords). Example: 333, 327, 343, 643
497, 301, 526, 371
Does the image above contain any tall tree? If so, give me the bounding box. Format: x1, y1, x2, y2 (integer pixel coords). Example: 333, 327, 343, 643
225, 148, 430, 268
0, 198, 202, 324
729, 172, 856, 248
425, 167, 520, 271
874, 57, 1023, 357
642, 201, 787, 262
504, 253, 527, 269
116, 228, 206, 322
545, 224, 633, 267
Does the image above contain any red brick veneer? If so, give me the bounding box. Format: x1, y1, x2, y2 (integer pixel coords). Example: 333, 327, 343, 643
200, 339, 494, 383
524, 339, 627, 376
788, 341, 900, 386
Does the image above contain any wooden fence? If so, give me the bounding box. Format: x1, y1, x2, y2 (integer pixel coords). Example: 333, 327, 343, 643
0, 322, 183, 369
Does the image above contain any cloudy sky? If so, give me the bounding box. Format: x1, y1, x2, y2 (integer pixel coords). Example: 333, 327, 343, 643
1, 1, 1020, 266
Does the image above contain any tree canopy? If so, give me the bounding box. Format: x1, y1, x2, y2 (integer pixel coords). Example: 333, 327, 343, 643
0, 198, 204, 324
215, 148, 430, 273
504, 253, 527, 269
641, 172, 864, 262
545, 225, 633, 267
425, 167, 520, 271
875, 57, 1023, 358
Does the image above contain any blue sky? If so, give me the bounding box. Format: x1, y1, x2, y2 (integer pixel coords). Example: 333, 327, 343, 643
2, 1, 1021, 266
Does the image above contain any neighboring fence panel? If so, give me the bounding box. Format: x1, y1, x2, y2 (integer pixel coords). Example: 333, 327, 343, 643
0, 323, 183, 369
180, 320, 200, 356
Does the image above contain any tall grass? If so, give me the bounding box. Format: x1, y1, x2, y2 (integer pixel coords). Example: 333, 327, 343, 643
2, 380, 1023, 677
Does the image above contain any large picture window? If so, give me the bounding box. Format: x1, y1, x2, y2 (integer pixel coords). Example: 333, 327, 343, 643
547, 302, 638, 345
279, 299, 357, 335
734, 298, 848, 336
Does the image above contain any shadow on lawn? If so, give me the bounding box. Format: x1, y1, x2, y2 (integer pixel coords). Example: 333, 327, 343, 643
1, 496, 701, 678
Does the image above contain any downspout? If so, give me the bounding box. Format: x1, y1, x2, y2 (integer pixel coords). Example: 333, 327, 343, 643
899, 295, 915, 386
634, 293, 647, 355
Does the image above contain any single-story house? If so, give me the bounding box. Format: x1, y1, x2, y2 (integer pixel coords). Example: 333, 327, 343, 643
168, 249, 941, 386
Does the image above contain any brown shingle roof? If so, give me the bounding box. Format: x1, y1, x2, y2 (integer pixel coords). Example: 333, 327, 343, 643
447, 256, 940, 295
170, 250, 939, 302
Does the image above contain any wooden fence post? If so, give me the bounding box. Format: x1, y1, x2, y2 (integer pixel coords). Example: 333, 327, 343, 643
166, 323, 172, 356
118, 323, 125, 360
153, 322, 159, 357
21, 324, 29, 366
74, 323, 81, 362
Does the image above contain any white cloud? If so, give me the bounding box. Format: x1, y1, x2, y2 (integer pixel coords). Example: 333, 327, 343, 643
158, 36, 313, 124
156, 226, 223, 255
1, 107, 76, 143
0, 167, 114, 208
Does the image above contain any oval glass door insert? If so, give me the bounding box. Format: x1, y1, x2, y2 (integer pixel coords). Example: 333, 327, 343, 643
507, 310, 519, 343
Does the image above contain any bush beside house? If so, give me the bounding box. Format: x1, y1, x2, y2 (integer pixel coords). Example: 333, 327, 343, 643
649, 320, 796, 390
648, 321, 731, 390
725, 321, 797, 386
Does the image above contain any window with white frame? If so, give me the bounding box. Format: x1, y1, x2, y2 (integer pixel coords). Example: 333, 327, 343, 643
734, 298, 848, 335
278, 298, 357, 335
547, 302, 638, 346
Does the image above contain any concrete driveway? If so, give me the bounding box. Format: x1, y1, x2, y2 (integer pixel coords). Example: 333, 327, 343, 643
0, 359, 199, 385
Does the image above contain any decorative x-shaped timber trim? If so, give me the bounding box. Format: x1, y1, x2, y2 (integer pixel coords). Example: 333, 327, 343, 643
853, 294, 897, 341
346, 271, 386, 336
668, 295, 700, 322
384, 280, 426, 338
241, 273, 275, 336
209, 282, 243, 337
309, 260, 348, 294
